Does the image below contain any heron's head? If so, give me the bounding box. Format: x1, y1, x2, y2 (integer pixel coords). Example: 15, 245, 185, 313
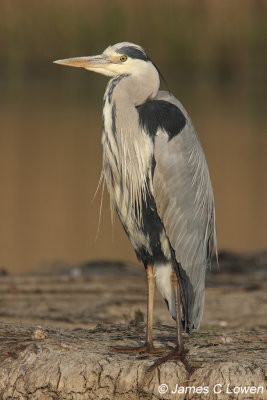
54, 42, 158, 79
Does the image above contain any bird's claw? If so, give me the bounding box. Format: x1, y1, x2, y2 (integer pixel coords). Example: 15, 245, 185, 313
147, 347, 185, 372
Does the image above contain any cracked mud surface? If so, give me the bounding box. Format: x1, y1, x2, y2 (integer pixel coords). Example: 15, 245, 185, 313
0, 252, 266, 399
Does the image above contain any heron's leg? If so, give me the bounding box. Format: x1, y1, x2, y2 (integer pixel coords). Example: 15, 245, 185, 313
147, 268, 185, 372
110, 264, 168, 355
145, 263, 155, 350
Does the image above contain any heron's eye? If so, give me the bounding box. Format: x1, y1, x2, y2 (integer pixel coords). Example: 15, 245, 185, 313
120, 55, 127, 62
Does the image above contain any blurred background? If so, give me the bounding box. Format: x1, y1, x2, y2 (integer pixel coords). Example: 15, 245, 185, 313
0, 0, 266, 274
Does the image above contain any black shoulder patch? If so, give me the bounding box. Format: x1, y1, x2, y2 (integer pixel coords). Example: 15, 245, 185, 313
116, 46, 150, 62
136, 100, 187, 141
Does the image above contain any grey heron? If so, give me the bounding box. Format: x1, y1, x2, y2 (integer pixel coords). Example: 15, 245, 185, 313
54, 42, 217, 370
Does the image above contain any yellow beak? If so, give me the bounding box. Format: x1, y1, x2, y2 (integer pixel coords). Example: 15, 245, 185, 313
53, 54, 111, 69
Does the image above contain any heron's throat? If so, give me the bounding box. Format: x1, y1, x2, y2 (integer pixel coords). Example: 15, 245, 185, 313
105, 70, 160, 107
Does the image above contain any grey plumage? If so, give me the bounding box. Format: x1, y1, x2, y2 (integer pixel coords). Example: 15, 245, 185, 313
54, 42, 217, 334
153, 91, 216, 330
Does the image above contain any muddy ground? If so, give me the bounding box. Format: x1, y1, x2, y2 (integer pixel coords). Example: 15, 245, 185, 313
0, 251, 266, 333
0, 251, 266, 400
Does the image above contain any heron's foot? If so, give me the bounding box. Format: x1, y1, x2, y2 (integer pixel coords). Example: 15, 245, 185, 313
147, 346, 187, 372
110, 343, 170, 356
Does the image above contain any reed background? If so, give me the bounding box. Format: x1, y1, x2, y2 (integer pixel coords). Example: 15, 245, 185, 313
0, 0, 266, 273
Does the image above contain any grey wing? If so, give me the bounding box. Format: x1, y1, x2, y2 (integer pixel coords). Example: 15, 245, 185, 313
153, 91, 217, 331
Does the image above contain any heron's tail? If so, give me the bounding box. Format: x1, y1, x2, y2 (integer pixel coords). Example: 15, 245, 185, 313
153, 261, 205, 333
174, 261, 205, 333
